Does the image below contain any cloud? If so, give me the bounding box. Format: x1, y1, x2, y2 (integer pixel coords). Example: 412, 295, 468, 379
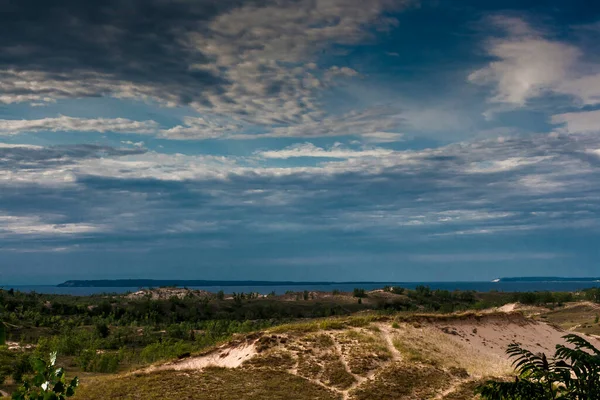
0, 214, 103, 236
551, 109, 600, 134
324, 66, 360, 81
410, 252, 564, 263
159, 116, 245, 140
0, 116, 159, 135
258, 143, 394, 159
469, 16, 581, 106
469, 16, 600, 110
0, 0, 412, 130
1, 132, 600, 246
247, 106, 405, 140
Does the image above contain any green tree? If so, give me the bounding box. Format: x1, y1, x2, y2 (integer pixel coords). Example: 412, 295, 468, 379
476, 334, 600, 399
11, 352, 78, 400
0, 321, 6, 346
95, 322, 110, 339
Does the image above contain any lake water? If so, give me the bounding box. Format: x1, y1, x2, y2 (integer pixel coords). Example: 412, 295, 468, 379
3, 281, 600, 296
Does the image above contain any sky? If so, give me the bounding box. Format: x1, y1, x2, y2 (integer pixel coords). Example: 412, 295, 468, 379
1, 0, 600, 284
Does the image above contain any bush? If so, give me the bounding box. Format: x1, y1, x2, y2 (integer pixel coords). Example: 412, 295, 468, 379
390, 287, 405, 295
0, 347, 15, 384
353, 288, 367, 298
477, 334, 600, 399
0, 322, 6, 346
95, 323, 110, 339
139, 340, 194, 364
11, 352, 78, 400
79, 350, 121, 373
11, 352, 34, 384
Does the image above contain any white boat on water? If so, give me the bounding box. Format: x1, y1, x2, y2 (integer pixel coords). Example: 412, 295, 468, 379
491, 278, 500, 283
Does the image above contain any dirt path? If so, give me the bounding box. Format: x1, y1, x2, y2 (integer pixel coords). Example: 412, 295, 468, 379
327, 332, 365, 400
377, 324, 403, 361
0, 389, 9, 398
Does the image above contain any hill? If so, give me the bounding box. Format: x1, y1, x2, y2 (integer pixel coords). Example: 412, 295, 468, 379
73, 311, 590, 400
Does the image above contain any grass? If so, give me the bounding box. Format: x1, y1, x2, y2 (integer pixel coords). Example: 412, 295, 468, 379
336, 330, 391, 376
322, 360, 357, 389
538, 303, 600, 335
349, 362, 452, 400
441, 380, 485, 400
242, 350, 296, 370
268, 313, 390, 335
74, 367, 341, 400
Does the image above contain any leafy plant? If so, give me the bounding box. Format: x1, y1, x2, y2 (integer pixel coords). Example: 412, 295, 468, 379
476, 334, 600, 399
11, 352, 78, 400
0, 321, 6, 345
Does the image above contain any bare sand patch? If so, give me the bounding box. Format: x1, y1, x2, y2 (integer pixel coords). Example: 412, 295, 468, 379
148, 340, 258, 372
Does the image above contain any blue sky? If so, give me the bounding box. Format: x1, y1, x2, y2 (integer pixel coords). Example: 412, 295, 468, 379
1, 0, 600, 284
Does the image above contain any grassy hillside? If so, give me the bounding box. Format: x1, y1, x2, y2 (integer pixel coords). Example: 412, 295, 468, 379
4, 287, 600, 398
72, 311, 582, 400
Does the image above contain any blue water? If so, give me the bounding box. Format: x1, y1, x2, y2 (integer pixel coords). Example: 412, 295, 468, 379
3, 281, 600, 296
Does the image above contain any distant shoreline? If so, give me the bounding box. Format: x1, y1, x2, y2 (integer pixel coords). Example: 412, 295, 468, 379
57, 279, 394, 288
56, 277, 600, 287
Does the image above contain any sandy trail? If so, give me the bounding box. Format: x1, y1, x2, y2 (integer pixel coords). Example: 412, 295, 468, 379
377, 324, 403, 361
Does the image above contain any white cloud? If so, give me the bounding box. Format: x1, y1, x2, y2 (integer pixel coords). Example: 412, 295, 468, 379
258, 143, 394, 159
360, 131, 405, 143
465, 156, 552, 173
159, 116, 244, 140
0, 116, 159, 136
0, 214, 102, 236
551, 109, 600, 134
469, 16, 581, 106
324, 66, 360, 81
469, 15, 600, 119
0, 143, 43, 149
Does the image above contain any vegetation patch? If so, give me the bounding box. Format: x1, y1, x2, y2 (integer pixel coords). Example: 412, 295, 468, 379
537, 303, 600, 335
322, 360, 357, 389
337, 330, 391, 376
441, 380, 484, 400
297, 354, 323, 379
349, 362, 452, 400
74, 367, 341, 400
242, 350, 296, 370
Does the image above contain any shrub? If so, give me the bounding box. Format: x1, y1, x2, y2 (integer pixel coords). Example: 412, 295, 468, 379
477, 334, 600, 399
11, 352, 78, 400
0, 322, 6, 345
390, 287, 405, 295
11, 352, 34, 384
95, 323, 110, 339
353, 288, 367, 298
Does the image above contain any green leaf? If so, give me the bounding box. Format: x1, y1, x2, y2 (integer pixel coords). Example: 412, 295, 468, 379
65, 386, 75, 397
33, 359, 46, 374
69, 377, 79, 388
52, 381, 65, 393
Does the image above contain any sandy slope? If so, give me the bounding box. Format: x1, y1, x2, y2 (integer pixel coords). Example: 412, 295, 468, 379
137, 311, 600, 399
